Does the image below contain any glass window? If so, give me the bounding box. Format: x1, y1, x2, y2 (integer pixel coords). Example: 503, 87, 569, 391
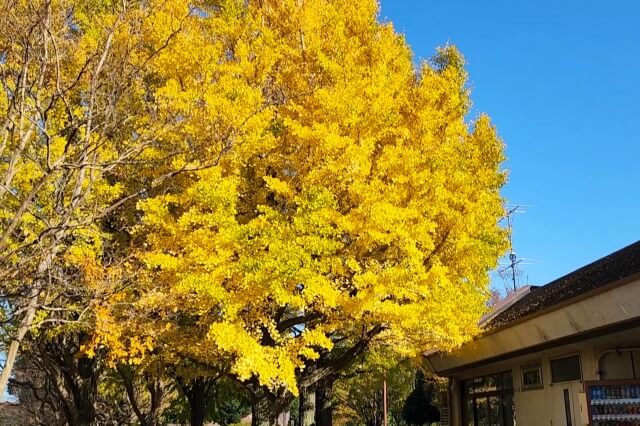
476, 375, 499, 393
465, 380, 475, 395
476, 397, 489, 426
464, 398, 475, 426
461, 371, 514, 426
550, 354, 582, 383
489, 396, 502, 426
521, 364, 543, 389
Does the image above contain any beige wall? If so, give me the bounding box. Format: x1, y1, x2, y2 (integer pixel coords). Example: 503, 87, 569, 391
447, 327, 640, 426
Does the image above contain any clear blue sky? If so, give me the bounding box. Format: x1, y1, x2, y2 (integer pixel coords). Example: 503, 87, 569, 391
380, 0, 640, 290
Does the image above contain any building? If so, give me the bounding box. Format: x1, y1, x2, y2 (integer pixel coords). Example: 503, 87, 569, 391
425, 240, 640, 426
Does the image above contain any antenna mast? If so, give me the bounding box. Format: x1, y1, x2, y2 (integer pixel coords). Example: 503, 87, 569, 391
504, 205, 522, 292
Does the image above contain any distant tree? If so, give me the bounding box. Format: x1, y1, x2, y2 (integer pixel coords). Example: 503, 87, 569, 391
401, 370, 440, 426
334, 352, 414, 426
487, 288, 504, 309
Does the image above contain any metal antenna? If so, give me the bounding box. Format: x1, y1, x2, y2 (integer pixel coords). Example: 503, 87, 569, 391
493, 204, 538, 294
501, 205, 523, 292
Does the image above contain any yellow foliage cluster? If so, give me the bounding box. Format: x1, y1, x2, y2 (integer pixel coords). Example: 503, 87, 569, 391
86, 0, 508, 394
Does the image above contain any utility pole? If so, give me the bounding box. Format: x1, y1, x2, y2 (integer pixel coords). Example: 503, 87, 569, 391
383, 372, 388, 426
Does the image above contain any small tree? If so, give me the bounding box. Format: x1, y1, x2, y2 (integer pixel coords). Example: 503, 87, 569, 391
402, 370, 440, 426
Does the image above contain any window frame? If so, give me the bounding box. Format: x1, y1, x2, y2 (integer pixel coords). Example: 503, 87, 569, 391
549, 353, 583, 384
520, 363, 544, 390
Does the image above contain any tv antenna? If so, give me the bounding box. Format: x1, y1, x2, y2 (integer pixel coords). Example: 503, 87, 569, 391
499, 205, 527, 292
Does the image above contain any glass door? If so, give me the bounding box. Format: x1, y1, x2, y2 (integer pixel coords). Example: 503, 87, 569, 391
462, 371, 514, 426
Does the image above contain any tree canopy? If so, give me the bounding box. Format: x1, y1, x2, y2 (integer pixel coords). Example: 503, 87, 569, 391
88, 0, 507, 394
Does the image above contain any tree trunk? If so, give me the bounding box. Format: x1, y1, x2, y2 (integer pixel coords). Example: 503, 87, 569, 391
146, 374, 165, 426
75, 355, 98, 425
252, 396, 276, 426
189, 401, 206, 426
315, 377, 334, 426
118, 365, 147, 426
0, 292, 38, 396
118, 366, 165, 426
181, 378, 211, 426
298, 385, 316, 426
0, 239, 60, 396
37, 337, 99, 426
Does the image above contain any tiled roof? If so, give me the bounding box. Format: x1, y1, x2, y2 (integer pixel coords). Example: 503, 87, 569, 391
486, 240, 640, 329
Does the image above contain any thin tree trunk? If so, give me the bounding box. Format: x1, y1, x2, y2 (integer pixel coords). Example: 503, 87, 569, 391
0, 244, 57, 396
145, 373, 165, 426
118, 368, 164, 426
117, 365, 148, 426
0, 291, 38, 396
74, 356, 98, 426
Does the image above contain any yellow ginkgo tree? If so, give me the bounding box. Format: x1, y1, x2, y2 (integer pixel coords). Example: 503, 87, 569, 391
82, 0, 508, 424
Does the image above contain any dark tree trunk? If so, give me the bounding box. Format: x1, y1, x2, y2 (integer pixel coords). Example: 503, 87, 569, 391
145, 373, 165, 426
118, 367, 166, 426
315, 376, 334, 426
179, 377, 214, 426
189, 401, 206, 426
74, 356, 98, 425
38, 337, 99, 426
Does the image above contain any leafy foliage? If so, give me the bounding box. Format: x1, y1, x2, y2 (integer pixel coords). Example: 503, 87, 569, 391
89, 0, 507, 396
